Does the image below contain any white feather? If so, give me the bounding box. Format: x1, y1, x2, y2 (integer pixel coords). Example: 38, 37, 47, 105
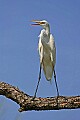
38, 28, 56, 81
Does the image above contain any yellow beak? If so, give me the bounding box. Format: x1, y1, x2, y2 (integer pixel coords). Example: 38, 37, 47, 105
31, 20, 45, 26
31, 20, 41, 26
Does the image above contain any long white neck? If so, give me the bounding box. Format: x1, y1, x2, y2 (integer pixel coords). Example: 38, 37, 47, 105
45, 25, 50, 37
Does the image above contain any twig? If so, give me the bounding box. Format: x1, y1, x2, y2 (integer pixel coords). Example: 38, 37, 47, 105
0, 81, 80, 112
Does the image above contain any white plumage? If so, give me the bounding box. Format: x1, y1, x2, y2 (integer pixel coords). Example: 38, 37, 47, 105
38, 28, 56, 81
31, 20, 59, 97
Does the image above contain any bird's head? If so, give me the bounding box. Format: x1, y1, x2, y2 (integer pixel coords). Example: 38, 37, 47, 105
31, 20, 49, 29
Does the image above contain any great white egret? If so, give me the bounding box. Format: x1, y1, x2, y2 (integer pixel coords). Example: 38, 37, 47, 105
31, 20, 59, 98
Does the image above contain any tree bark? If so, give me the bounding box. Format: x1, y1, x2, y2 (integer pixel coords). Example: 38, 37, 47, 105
0, 81, 80, 112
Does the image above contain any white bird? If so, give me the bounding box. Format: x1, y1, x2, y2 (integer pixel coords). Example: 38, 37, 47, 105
31, 20, 59, 98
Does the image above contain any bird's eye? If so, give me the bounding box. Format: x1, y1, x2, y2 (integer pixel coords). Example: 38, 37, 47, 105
41, 22, 45, 24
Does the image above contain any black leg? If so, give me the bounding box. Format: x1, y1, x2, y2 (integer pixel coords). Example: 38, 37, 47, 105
54, 70, 59, 97
33, 64, 42, 98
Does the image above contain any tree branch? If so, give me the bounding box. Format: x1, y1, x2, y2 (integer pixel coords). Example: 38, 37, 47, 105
0, 81, 80, 112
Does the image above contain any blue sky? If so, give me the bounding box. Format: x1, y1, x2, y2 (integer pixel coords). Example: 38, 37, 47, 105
0, 0, 80, 120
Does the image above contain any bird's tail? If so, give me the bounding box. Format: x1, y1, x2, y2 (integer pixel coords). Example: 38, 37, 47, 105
43, 63, 54, 81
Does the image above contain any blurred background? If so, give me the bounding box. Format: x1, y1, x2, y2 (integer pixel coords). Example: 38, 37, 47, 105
0, 0, 80, 120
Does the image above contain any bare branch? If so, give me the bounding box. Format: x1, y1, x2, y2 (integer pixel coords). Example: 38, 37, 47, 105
0, 81, 80, 112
